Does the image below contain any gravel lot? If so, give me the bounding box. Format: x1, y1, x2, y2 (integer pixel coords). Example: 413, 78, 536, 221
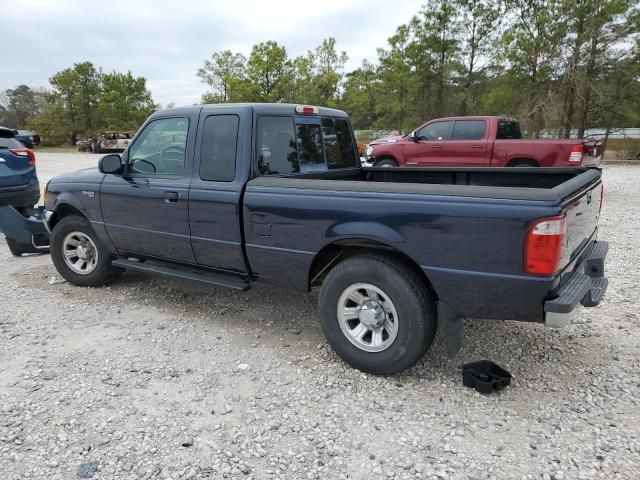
1, 155, 639, 479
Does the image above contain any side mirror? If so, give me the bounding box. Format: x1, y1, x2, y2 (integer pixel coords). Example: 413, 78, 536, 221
99, 154, 123, 174
409, 131, 420, 142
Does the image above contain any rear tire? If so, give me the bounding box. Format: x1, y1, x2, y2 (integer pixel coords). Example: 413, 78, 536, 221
374, 159, 398, 168
510, 160, 538, 167
50, 215, 121, 287
318, 253, 437, 375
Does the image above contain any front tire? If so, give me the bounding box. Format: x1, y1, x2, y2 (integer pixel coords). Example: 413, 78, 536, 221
374, 159, 398, 168
50, 215, 121, 287
318, 254, 437, 375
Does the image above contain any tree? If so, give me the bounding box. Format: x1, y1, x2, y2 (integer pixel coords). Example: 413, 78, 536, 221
197, 50, 247, 102
27, 61, 157, 145
246, 41, 289, 102
501, 0, 567, 137
340, 61, 378, 129
97, 71, 156, 130
308, 38, 348, 106
47, 62, 102, 143
0, 85, 46, 128
454, 0, 502, 114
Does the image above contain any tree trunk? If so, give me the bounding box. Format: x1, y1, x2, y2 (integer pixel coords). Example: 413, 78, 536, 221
560, 16, 584, 139
578, 30, 599, 139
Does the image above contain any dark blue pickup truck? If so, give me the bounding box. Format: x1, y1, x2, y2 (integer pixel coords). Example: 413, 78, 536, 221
42, 104, 608, 374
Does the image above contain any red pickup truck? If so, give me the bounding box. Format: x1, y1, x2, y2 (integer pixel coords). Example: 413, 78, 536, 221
364, 116, 603, 168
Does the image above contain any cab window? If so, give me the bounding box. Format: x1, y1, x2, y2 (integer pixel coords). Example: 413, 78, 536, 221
417, 121, 451, 141
256, 115, 357, 175
451, 120, 486, 140
200, 115, 239, 182
127, 117, 189, 176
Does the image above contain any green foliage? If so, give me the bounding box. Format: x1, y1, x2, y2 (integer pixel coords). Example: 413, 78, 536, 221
198, 37, 348, 106
0, 85, 46, 128
97, 71, 156, 131
23, 62, 156, 145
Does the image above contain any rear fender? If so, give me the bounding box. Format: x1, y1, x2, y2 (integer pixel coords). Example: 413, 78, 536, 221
326, 221, 406, 244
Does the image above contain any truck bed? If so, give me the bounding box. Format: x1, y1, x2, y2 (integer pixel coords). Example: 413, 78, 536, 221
244, 166, 603, 322
250, 167, 601, 202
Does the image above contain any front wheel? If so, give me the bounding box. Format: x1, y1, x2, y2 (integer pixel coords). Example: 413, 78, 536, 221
318, 254, 437, 375
50, 215, 121, 287
374, 159, 398, 168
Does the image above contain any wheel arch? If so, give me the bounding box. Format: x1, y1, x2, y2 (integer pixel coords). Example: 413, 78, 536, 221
507, 157, 539, 167
49, 201, 88, 231
373, 155, 399, 167
308, 237, 438, 300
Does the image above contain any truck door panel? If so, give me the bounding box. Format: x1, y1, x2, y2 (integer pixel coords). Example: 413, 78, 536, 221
404, 120, 452, 166
100, 116, 196, 263
188, 110, 248, 273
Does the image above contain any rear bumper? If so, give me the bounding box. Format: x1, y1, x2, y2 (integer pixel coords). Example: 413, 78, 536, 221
544, 241, 609, 327
0, 187, 40, 208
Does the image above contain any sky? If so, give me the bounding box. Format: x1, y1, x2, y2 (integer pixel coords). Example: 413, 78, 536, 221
1, 0, 423, 107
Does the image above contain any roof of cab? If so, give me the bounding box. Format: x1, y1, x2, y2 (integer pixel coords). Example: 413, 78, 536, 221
151, 103, 348, 119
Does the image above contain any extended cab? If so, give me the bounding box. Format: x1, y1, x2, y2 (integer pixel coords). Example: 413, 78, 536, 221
365, 116, 603, 168
43, 104, 609, 375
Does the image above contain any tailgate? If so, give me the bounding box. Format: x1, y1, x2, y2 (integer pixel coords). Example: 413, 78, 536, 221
560, 179, 603, 270
582, 140, 603, 166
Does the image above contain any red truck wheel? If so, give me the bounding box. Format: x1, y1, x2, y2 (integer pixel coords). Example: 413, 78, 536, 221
318, 253, 437, 375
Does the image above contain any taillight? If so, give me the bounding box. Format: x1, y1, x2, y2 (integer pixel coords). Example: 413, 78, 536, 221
295, 105, 318, 115
10, 148, 36, 167
568, 144, 584, 164
524, 215, 566, 275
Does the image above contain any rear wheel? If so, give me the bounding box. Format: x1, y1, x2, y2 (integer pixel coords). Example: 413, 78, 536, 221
318, 254, 437, 375
374, 159, 398, 168
510, 160, 538, 167
50, 215, 121, 287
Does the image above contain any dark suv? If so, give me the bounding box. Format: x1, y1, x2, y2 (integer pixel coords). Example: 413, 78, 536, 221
0, 127, 39, 211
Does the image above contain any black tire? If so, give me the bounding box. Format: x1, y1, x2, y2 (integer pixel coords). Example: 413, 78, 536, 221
5, 238, 23, 257
510, 160, 538, 168
374, 159, 398, 168
50, 215, 121, 287
318, 253, 437, 375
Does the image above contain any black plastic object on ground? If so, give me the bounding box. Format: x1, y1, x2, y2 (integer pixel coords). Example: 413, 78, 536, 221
462, 360, 512, 394
0, 205, 50, 256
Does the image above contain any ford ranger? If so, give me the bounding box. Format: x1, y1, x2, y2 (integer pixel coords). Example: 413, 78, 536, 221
42, 104, 609, 375
365, 116, 603, 168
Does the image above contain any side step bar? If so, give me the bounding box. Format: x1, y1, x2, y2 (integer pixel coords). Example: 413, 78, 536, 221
112, 258, 251, 291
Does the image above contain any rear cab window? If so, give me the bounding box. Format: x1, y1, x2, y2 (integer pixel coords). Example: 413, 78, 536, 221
256, 115, 358, 176
497, 119, 522, 139
451, 120, 486, 140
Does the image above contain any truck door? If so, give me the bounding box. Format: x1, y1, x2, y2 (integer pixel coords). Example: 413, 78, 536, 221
188, 109, 248, 273
442, 119, 490, 166
403, 120, 452, 166
100, 116, 196, 263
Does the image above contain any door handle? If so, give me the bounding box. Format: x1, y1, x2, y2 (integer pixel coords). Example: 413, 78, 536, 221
431, 145, 444, 150
471, 145, 485, 150
164, 191, 179, 203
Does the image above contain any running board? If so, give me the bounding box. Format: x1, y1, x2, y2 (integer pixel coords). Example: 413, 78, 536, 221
112, 258, 251, 291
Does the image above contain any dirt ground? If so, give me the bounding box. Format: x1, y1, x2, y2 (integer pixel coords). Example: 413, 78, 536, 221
0, 155, 638, 479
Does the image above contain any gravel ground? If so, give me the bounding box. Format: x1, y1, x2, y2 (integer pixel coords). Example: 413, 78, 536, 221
1, 157, 639, 479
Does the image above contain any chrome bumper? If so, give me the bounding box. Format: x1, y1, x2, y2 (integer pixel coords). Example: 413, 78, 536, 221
42, 209, 54, 234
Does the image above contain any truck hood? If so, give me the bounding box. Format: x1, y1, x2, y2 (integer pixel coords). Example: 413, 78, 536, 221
369, 135, 406, 146
50, 167, 104, 184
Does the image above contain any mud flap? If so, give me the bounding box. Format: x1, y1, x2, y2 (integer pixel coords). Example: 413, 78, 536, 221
438, 301, 463, 358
